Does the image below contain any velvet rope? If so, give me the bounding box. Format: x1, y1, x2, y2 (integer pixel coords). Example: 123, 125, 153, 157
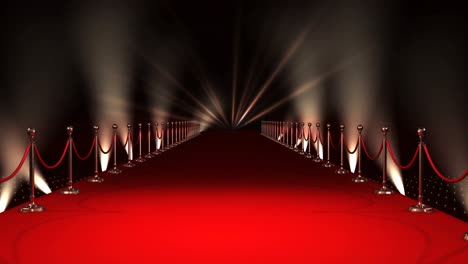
343, 136, 359, 154
328, 133, 338, 150
424, 145, 468, 183
73, 137, 96, 161
0, 145, 31, 183
386, 140, 419, 169
360, 136, 383, 161
303, 127, 310, 141
98, 137, 113, 154
35, 141, 70, 169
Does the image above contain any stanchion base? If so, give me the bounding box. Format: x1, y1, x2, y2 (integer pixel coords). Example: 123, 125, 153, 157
352, 176, 367, 183
305, 154, 312, 159
313, 157, 322, 163
323, 162, 334, 168
335, 168, 348, 174
288, 146, 294, 150
135, 157, 146, 163
464, 233, 468, 241
108, 168, 122, 174
375, 186, 394, 195
123, 162, 136, 168
409, 204, 434, 213
61, 187, 80, 195
19, 202, 45, 213
88, 176, 104, 183
153, 151, 160, 155
144, 153, 155, 159
299, 151, 305, 155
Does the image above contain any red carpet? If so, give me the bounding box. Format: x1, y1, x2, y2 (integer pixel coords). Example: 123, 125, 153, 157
0, 131, 467, 264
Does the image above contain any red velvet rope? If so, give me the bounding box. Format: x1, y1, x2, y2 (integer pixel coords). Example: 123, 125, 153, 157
303, 127, 310, 141
328, 133, 338, 150
343, 136, 359, 154
360, 136, 383, 161
386, 140, 419, 169
0, 145, 31, 183
73, 137, 96, 161
98, 137, 113, 154
423, 145, 468, 183
35, 141, 70, 169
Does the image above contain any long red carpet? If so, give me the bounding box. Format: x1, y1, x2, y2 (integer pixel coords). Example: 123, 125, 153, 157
0, 131, 466, 264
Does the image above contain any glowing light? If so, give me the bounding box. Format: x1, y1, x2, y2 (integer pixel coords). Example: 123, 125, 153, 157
303, 139, 308, 152
295, 139, 302, 148
388, 154, 405, 195
348, 152, 358, 173
99, 131, 112, 172
34, 171, 51, 194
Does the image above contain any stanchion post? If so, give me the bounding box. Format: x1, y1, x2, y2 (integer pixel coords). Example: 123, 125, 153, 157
108, 124, 122, 174
335, 125, 348, 174
153, 123, 160, 155
313, 123, 322, 162
323, 124, 334, 167
352, 125, 367, 182
409, 128, 433, 212
299, 122, 305, 155
294, 122, 299, 152
61, 126, 81, 194
135, 123, 146, 162
89, 125, 105, 182
145, 122, 155, 159
289, 122, 294, 149
306, 123, 312, 158
375, 127, 394, 195
160, 122, 166, 152
170, 121, 174, 148
123, 124, 136, 168
19, 128, 46, 212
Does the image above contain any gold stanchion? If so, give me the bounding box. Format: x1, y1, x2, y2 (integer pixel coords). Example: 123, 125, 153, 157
108, 124, 122, 174
135, 123, 146, 163
19, 128, 46, 212
323, 124, 334, 167
335, 125, 348, 174
145, 123, 155, 158
299, 122, 305, 155
313, 123, 322, 163
306, 123, 312, 158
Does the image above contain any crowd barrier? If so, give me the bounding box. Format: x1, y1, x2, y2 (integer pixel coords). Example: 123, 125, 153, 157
261, 121, 468, 241
1, 121, 201, 213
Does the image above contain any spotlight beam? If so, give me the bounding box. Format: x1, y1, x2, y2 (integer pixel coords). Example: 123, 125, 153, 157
237, 28, 310, 126
231, 6, 242, 126
240, 56, 356, 127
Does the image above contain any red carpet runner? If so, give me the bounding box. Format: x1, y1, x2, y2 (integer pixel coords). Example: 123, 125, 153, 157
0, 131, 467, 263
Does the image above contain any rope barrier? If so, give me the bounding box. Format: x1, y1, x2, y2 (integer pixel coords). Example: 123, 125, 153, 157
0, 145, 31, 183
360, 136, 383, 161
386, 140, 419, 169
72, 137, 96, 161
35, 141, 70, 169
343, 136, 359, 154
98, 138, 113, 154
424, 145, 468, 183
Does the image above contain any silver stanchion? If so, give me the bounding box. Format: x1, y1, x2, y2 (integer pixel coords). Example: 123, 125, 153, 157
306, 123, 312, 158
108, 124, 122, 174
375, 127, 394, 195
123, 124, 136, 168
299, 122, 305, 154
323, 124, 334, 167
145, 123, 155, 158
19, 128, 46, 212
135, 123, 146, 163
313, 123, 322, 163
89, 125, 105, 182
409, 128, 433, 212
62, 126, 80, 194
294, 122, 299, 152
289, 122, 294, 150
352, 125, 367, 183
285, 122, 289, 147
335, 125, 348, 174
160, 122, 166, 152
